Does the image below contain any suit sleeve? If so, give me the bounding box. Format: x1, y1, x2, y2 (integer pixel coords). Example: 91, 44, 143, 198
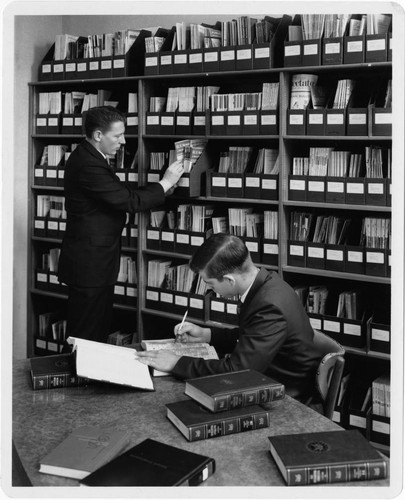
79, 163, 165, 213
171, 303, 287, 379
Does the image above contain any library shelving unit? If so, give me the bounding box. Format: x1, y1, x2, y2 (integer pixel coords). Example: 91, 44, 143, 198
27, 18, 392, 451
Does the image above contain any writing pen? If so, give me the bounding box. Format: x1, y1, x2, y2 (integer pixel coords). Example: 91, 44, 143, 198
175, 309, 188, 342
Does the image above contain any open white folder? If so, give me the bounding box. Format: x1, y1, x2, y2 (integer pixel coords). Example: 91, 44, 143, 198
67, 337, 154, 391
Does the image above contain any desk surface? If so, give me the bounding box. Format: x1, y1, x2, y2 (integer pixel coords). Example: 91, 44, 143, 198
12, 359, 389, 487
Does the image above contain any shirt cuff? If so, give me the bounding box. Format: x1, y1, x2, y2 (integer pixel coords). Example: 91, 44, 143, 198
158, 178, 172, 193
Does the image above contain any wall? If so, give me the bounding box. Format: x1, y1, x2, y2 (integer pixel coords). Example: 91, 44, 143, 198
12, 16, 63, 359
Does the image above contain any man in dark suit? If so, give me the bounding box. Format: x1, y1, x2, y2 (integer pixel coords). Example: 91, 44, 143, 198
58, 106, 184, 344
136, 233, 322, 400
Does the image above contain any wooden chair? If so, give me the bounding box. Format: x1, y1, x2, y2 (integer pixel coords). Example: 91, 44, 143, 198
307, 329, 346, 420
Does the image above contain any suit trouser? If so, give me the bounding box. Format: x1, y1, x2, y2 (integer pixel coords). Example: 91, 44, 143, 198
65, 284, 115, 344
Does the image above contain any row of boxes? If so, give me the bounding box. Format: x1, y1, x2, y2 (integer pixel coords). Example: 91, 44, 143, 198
287, 106, 392, 137
288, 241, 391, 278
208, 172, 278, 200
121, 224, 138, 248
34, 165, 65, 187
146, 229, 279, 266
145, 110, 278, 136
114, 168, 139, 187
38, 31, 151, 81
289, 176, 391, 206
34, 217, 66, 239
284, 33, 392, 67
114, 282, 137, 306
145, 43, 278, 76
34, 336, 64, 355
35, 113, 138, 135
145, 287, 205, 321
35, 269, 67, 293
334, 404, 390, 447
308, 313, 390, 354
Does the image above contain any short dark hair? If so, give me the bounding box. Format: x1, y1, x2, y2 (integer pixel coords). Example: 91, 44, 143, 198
190, 233, 250, 279
83, 106, 126, 138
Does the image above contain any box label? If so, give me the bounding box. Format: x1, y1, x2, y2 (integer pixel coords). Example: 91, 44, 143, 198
285, 45, 300, 56
36, 118, 47, 127
348, 251, 363, 262
246, 177, 260, 187
228, 177, 242, 188
53, 63, 63, 73
368, 182, 384, 194
145, 56, 158, 66
228, 115, 241, 125
327, 181, 344, 193
327, 113, 344, 125
211, 300, 225, 312
63, 117, 74, 126
372, 328, 389, 342
48, 220, 58, 230
35, 220, 45, 229
161, 116, 174, 126
221, 50, 235, 61
244, 114, 258, 125
204, 51, 218, 62
77, 62, 87, 72
160, 55, 172, 65
89, 61, 99, 70
178, 177, 190, 187
160, 292, 173, 304
101, 59, 112, 69
308, 246, 324, 258
350, 415, 366, 428
290, 114, 304, 125
327, 249, 344, 261
194, 115, 206, 126
191, 236, 204, 246
190, 297, 203, 309
347, 182, 364, 194
347, 40, 363, 52
212, 176, 226, 187
46, 169, 57, 178
309, 113, 323, 124
255, 47, 270, 58
366, 251, 384, 264
245, 241, 258, 252
261, 114, 276, 125
227, 303, 238, 315
147, 230, 159, 240
372, 420, 390, 434
375, 113, 392, 124
237, 48, 251, 60
161, 231, 174, 242
262, 179, 277, 190
35, 169, 44, 177
343, 323, 361, 336
309, 317, 322, 330
113, 58, 125, 68
147, 115, 159, 125
324, 320, 340, 332
212, 115, 224, 126
127, 116, 138, 126
325, 42, 340, 54
42, 64, 51, 73
304, 44, 318, 55
48, 117, 58, 126
115, 285, 125, 296
174, 54, 187, 64
65, 62, 76, 72
349, 113, 366, 125
367, 38, 386, 52
177, 116, 190, 126
190, 52, 203, 63
264, 243, 278, 254
147, 290, 159, 301
175, 295, 188, 307
176, 233, 189, 244
308, 180, 325, 192
290, 245, 304, 256
290, 179, 305, 190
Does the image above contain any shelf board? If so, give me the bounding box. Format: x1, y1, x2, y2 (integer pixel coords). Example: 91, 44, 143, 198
121, 246, 137, 253
344, 346, 390, 360
143, 249, 192, 259
143, 134, 279, 140
283, 200, 391, 212
30, 288, 68, 299
113, 303, 137, 312
282, 266, 390, 284
281, 61, 391, 73
141, 307, 236, 329
31, 185, 64, 191
283, 135, 391, 141
32, 236, 63, 244
194, 196, 279, 205
32, 134, 138, 140
30, 75, 142, 86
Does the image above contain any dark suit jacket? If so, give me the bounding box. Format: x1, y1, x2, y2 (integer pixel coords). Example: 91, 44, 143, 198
58, 140, 165, 287
172, 268, 322, 399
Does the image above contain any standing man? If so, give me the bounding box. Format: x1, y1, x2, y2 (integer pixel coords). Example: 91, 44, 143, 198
58, 106, 184, 344
136, 233, 322, 401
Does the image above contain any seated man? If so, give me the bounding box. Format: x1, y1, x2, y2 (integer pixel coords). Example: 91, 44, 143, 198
136, 233, 322, 401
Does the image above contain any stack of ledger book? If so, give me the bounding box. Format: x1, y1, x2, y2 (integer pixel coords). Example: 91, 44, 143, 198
166, 369, 285, 441
39, 425, 215, 487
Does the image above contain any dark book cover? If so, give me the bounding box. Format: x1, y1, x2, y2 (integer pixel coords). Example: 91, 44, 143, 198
80, 438, 215, 486
185, 369, 285, 412
268, 429, 388, 485
166, 399, 270, 441
30, 353, 88, 390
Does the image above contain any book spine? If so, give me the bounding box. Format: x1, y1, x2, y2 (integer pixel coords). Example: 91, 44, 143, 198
188, 410, 270, 441
285, 459, 388, 485
213, 383, 285, 411
31, 373, 89, 390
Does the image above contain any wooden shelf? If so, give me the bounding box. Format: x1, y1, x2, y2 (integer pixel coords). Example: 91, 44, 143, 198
283, 266, 390, 284
283, 200, 391, 212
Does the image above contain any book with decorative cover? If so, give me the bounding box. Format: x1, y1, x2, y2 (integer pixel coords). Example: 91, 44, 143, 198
166, 399, 271, 441
39, 425, 130, 480
80, 438, 215, 486
268, 430, 388, 485
185, 369, 285, 412
30, 353, 89, 390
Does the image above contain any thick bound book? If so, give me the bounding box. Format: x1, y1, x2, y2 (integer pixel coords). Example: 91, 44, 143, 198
141, 338, 218, 377
185, 369, 285, 412
39, 425, 130, 480
268, 429, 388, 485
67, 336, 154, 390
80, 438, 215, 486
30, 353, 89, 390
166, 399, 270, 441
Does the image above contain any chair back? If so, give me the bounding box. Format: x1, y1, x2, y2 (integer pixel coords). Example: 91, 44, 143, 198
312, 329, 345, 420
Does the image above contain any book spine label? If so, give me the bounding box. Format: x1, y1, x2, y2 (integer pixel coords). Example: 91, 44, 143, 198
213, 384, 285, 411
188, 411, 270, 441
32, 373, 88, 390
286, 460, 387, 485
